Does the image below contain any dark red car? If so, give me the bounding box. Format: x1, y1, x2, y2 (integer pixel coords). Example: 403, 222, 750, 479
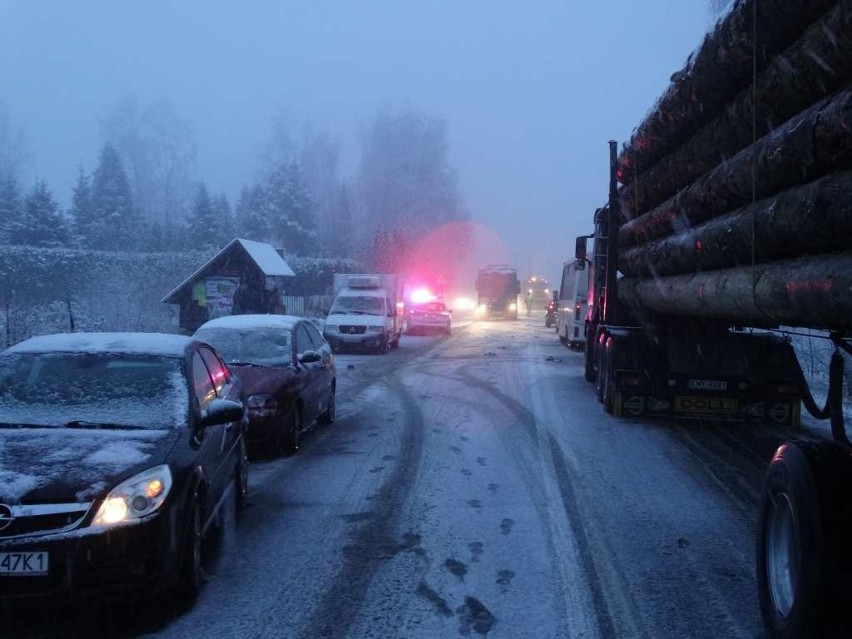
194, 315, 336, 456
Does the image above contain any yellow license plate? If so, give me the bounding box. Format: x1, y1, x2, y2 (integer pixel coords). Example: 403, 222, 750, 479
675, 396, 738, 414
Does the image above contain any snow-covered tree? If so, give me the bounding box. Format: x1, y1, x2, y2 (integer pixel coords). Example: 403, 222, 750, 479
0, 174, 22, 244
100, 96, 197, 226
358, 104, 470, 279
10, 181, 68, 247
329, 184, 354, 258
266, 161, 316, 254
185, 183, 232, 250
86, 143, 142, 250
69, 167, 93, 246
0, 102, 28, 185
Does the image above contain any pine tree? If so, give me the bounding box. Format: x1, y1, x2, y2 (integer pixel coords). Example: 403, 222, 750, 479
69, 167, 93, 246
266, 162, 316, 254
185, 183, 222, 249
0, 174, 22, 244
240, 183, 274, 243
330, 184, 353, 258
212, 193, 235, 245
11, 181, 68, 247
88, 143, 141, 250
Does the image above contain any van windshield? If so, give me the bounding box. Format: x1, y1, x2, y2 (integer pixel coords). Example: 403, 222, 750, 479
330, 296, 385, 316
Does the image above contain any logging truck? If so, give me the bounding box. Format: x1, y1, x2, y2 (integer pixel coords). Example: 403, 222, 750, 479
581, 1, 852, 636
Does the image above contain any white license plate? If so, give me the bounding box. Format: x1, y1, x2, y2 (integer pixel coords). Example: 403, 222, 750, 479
687, 379, 728, 391
0, 551, 49, 576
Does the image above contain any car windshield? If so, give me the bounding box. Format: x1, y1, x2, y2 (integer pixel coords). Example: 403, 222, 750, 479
0, 353, 187, 429
195, 327, 293, 366
330, 296, 385, 316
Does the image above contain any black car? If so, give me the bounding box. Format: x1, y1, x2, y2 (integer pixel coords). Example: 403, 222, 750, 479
193, 314, 336, 455
0, 332, 248, 604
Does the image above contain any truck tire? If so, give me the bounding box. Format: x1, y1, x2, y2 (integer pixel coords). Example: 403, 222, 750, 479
584, 329, 596, 382
757, 441, 852, 638
602, 344, 621, 416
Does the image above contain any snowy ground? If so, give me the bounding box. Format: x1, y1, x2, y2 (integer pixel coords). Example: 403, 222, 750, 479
5, 312, 816, 638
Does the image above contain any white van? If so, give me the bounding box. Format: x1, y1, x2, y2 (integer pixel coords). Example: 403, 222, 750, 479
556, 260, 590, 350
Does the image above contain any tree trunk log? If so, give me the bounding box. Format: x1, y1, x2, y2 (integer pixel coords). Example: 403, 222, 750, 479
620, 169, 852, 277
618, 87, 852, 246
620, 0, 852, 217
617, 251, 852, 331
617, 0, 838, 188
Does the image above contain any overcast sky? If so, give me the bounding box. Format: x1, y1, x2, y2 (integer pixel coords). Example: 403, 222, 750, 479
0, 1, 713, 283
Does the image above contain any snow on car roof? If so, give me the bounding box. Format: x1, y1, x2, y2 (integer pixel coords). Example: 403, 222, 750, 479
5, 332, 193, 357
194, 314, 301, 332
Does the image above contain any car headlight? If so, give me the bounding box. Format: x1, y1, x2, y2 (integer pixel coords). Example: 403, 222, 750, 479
367, 326, 383, 333
324, 325, 338, 333
477, 304, 487, 314
92, 465, 173, 528
509, 303, 518, 311
247, 393, 277, 415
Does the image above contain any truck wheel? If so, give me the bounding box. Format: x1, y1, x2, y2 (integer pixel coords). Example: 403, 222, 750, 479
583, 329, 596, 382
757, 441, 852, 637
602, 345, 622, 416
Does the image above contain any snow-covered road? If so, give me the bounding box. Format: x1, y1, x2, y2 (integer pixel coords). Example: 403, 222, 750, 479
10, 314, 802, 638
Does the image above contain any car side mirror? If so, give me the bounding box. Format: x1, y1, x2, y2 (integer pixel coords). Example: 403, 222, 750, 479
298, 350, 322, 364
199, 398, 244, 427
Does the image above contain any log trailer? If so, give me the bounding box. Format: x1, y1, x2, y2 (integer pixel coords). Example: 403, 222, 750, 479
579, 1, 852, 636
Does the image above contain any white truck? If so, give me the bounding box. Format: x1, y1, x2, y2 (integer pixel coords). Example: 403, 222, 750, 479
556, 257, 589, 350
322, 274, 404, 354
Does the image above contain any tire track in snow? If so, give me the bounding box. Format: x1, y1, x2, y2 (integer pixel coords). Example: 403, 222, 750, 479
297, 375, 425, 639
453, 365, 617, 639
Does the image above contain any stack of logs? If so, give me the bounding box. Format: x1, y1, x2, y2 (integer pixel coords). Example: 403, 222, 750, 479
614, 0, 852, 331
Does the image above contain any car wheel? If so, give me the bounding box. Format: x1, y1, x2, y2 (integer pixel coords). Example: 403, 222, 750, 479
235, 440, 248, 512
320, 386, 336, 426
282, 409, 301, 455
379, 338, 389, 354
391, 336, 400, 350
757, 441, 852, 638
176, 495, 204, 603
446, 327, 452, 337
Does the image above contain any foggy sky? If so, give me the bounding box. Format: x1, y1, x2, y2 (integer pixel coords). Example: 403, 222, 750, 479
0, 1, 711, 283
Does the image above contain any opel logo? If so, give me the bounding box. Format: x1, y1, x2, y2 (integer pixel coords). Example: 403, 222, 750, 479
0, 504, 14, 532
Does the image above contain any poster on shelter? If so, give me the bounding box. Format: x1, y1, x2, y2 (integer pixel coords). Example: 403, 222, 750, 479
205, 276, 240, 318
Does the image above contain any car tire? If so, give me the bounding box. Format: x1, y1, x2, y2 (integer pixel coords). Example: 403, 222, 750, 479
176, 495, 204, 604
757, 441, 852, 638
320, 386, 336, 426
391, 336, 400, 350
379, 338, 389, 355
235, 440, 248, 512
282, 409, 301, 455
445, 327, 452, 337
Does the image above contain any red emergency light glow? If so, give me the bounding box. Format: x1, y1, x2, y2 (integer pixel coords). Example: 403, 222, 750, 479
410, 287, 435, 305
